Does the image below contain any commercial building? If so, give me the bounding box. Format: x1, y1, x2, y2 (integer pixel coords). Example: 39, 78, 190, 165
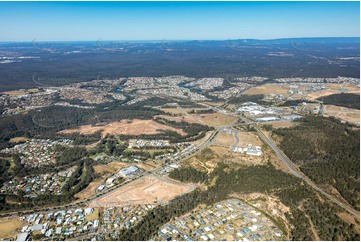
255, 116, 280, 122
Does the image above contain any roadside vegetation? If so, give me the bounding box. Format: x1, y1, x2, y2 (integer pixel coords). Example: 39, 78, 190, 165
273, 116, 360, 210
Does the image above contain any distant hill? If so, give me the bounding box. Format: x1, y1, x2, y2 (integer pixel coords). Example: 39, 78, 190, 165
0, 37, 359, 92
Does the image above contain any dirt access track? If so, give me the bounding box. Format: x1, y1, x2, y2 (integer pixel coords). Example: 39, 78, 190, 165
59, 119, 186, 137
88, 175, 194, 208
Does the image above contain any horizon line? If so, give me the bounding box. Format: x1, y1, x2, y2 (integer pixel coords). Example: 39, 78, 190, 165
0, 36, 360, 43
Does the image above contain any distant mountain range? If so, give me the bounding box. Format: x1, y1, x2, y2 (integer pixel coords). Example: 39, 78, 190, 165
0, 37, 359, 92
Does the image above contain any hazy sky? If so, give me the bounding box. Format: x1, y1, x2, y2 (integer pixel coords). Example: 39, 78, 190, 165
0, 1, 359, 41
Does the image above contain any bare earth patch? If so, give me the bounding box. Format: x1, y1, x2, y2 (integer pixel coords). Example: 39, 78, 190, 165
106, 161, 129, 171
237, 131, 263, 147
338, 212, 360, 232
136, 161, 157, 171
265, 120, 299, 129
88, 175, 194, 207
213, 131, 234, 147
0, 217, 22, 239
1, 88, 40, 96
324, 105, 360, 124
75, 178, 103, 200
9, 136, 29, 143
243, 84, 289, 96
193, 113, 238, 127
59, 119, 186, 137
93, 165, 115, 175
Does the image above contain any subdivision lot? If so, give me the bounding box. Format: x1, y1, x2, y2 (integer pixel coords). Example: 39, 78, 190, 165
88, 175, 194, 208
60, 119, 186, 137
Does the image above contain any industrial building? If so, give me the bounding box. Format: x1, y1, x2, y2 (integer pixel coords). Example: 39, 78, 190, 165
118, 165, 139, 177
255, 116, 280, 122
282, 115, 303, 120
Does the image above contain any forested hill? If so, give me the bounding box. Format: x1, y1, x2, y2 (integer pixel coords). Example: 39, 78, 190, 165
273, 116, 360, 210
318, 93, 360, 109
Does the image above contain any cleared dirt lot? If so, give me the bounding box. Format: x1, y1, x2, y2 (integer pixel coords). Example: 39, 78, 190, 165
237, 131, 263, 147
243, 84, 289, 95
75, 178, 104, 200
213, 131, 235, 147
9, 136, 29, 143
0, 217, 22, 239
324, 105, 360, 124
88, 175, 194, 207
59, 119, 186, 137
264, 120, 299, 129
193, 113, 238, 127
1, 88, 40, 96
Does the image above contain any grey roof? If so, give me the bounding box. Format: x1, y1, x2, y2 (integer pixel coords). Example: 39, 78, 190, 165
16, 232, 29, 241
119, 165, 139, 176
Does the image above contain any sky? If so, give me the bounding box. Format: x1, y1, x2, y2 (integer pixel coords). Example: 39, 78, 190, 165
0, 1, 359, 41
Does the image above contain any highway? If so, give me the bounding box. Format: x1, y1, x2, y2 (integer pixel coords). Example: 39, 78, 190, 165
255, 127, 360, 219
195, 102, 360, 219
237, 113, 360, 219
